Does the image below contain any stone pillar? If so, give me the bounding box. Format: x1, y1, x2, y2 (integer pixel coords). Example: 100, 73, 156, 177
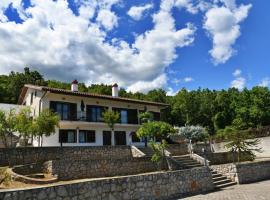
111, 130, 115, 146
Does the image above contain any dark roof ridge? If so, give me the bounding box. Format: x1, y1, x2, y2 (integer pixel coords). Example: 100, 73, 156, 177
19, 84, 169, 107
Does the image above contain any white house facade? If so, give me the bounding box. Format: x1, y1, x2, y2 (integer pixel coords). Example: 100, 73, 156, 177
18, 81, 168, 147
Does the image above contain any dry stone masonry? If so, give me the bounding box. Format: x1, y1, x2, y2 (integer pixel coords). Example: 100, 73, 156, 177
0, 167, 214, 200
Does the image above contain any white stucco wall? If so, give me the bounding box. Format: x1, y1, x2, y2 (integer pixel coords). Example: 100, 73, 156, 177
23, 89, 161, 147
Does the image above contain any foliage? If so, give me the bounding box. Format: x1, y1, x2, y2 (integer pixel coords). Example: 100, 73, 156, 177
138, 111, 153, 124
0, 109, 17, 147
0, 167, 11, 187
2, 68, 270, 137
15, 107, 33, 146
102, 110, 120, 130
217, 126, 262, 162
177, 125, 209, 142
34, 109, 60, 146
136, 121, 176, 140
150, 139, 167, 163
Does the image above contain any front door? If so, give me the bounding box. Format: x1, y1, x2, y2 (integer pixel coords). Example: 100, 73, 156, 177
103, 131, 111, 145
115, 131, 126, 145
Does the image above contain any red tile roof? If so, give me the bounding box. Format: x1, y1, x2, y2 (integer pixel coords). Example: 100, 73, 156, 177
18, 84, 169, 107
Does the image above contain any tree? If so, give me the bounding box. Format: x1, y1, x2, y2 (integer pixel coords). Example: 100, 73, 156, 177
15, 108, 33, 146
34, 109, 60, 147
137, 121, 176, 166
102, 110, 120, 145
177, 125, 209, 143
0, 109, 16, 147
217, 126, 261, 162
137, 121, 176, 144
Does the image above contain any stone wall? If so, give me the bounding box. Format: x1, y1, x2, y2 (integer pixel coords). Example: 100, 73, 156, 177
206, 152, 252, 165
166, 144, 188, 156
210, 159, 270, 184
52, 157, 158, 180
236, 160, 270, 184
0, 167, 214, 200
0, 146, 132, 166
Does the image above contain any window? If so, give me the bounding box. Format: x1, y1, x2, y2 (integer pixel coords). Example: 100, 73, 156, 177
86, 105, 107, 122
50, 101, 77, 120
150, 112, 161, 121
113, 108, 138, 124
131, 132, 140, 143
30, 93, 34, 105
79, 130, 96, 143
59, 130, 76, 143
121, 110, 128, 124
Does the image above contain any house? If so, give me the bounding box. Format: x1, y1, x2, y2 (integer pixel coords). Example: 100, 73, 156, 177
17, 81, 169, 147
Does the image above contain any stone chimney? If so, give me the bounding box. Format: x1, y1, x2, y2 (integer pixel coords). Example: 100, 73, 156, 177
71, 80, 78, 92
112, 83, 118, 97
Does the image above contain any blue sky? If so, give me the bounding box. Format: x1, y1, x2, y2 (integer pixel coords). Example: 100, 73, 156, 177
0, 0, 269, 95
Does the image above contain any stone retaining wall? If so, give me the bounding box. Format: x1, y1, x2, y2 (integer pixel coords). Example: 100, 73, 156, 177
206, 152, 252, 165
0, 167, 214, 200
0, 146, 132, 166
165, 144, 188, 156
52, 157, 158, 180
210, 159, 270, 184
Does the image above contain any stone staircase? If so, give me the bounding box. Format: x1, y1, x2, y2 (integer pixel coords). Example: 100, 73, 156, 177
172, 155, 203, 169
138, 147, 237, 190
137, 147, 154, 157
211, 169, 237, 189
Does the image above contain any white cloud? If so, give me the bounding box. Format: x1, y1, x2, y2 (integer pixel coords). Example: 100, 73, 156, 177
96, 9, 118, 31
183, 77, 194, 82
259, 77, 270, 87
171, 76, 194, 85
167, 87, 178, 96
231, 76, 246, 90
127, 3, 153, 21
203, 0, 252, 64
174, 0, 198, 14
0, 0, 196, 93
233, 69, 241, 77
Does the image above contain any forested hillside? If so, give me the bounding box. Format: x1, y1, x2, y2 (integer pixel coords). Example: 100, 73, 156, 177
1, 68, 270, 135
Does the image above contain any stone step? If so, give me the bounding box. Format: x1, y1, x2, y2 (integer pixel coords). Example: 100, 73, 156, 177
212, 175, 227, 182
214, 178, 232, 185
215, 181, 237, 189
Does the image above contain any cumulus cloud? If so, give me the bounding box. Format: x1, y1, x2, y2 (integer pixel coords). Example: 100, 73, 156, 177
127, 3, 153, 21
233, 69, 241, 77
0, 0, 196, 93
231, 69, 245, 90
96, 9, 118, 31
259, 77, 270, 87
204, 0, 252, 64
183, 77, 194, 82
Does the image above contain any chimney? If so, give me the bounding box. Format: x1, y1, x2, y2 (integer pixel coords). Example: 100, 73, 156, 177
71, 80, 78, 92
112, 83, 118, 97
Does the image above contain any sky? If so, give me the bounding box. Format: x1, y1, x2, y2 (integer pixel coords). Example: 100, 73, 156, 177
0, 0, 269, 95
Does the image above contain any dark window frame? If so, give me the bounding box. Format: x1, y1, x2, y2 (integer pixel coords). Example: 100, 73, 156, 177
50, 101, 77, 121
86, 105, 107, 122
59, 129, 77, 143
79, 130, 96, 143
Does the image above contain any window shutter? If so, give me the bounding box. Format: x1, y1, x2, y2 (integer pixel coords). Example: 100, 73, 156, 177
69, 103, 77, 121
50, 101, 57, 112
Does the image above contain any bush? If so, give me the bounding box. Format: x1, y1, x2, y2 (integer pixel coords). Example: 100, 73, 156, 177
0, 167, 11, 187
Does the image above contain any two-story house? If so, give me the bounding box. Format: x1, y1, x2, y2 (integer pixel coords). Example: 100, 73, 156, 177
18, 81, 168, 147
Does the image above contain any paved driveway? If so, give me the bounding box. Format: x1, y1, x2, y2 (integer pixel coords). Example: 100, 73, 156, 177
181, 180, 270, 200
